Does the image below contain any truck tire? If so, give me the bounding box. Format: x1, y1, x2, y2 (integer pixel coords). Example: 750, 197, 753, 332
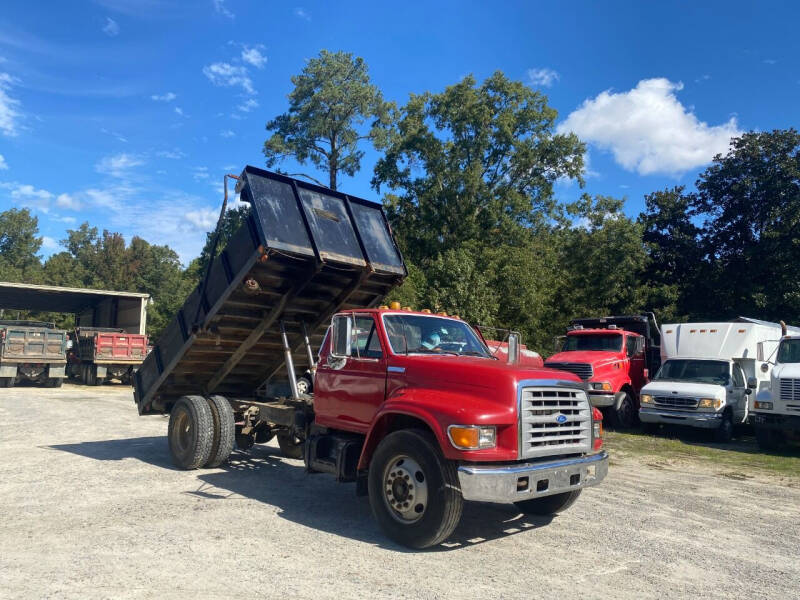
755, 425, 783, 451
296, 375, 313, 395
276, 431, 304, 459
168, 395, 214, 470
611, 391, 636, 429
714, 410, 734, 443
205, 395, 235, 468
515, 489, 582, 516
46, 378, 63, 388
368, 429, 463, 549
85, 364, 96, 386
0, 377, 14, 388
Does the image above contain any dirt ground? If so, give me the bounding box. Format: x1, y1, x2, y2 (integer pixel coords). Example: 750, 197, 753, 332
1, 383, 798, 599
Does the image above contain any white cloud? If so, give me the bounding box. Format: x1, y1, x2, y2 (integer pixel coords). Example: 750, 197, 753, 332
186, 208, 218, 229
174, 106, 186, 117
293, 7, 311, 20
0, 181, 53, 212
241, 45, 267, 69
193, 166, 210, 180
527, 67, 560, 87
41, 236, 60, 253
202, 62, 254, 94
156, 149, 185, 159
763, 59, 777, 65
220, 129, 235, 138
95, 153, 145, 178
0, 154, 7, 170
213, 0, 235, 19
56, 193, 80, 210
102, 17, 120, 37
151, 92, 176, 102
0, 72, 22, 136
237, 98, 258, 113
558, 78, 742, 176
100, 128, 128, 142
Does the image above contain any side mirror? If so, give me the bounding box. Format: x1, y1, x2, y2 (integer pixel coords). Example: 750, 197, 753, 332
745, 388, 752, 395
756, 342, 764, 362
330, 315, 352, 358
747, 376, 757, 389
636, 337, 646, 355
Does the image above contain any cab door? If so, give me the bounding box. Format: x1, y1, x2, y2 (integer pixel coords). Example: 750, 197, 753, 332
626, 334, 647, 393
313, 313, 387, 433
730, 363, 747, 422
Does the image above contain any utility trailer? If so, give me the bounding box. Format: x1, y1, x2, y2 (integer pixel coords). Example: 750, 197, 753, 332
135, 167, 608, 548
68, 327, 149, 385
0, 320, 68, 387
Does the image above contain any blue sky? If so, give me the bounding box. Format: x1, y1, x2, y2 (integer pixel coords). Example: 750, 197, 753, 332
1, 0, 798, 263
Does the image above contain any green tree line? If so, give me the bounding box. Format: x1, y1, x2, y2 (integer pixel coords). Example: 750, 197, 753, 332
1, 51, 798, 355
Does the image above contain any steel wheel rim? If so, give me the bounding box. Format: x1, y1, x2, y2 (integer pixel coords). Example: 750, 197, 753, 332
296, 379, 309, 394
174, 409, 192, 454
382, 454, 429, 524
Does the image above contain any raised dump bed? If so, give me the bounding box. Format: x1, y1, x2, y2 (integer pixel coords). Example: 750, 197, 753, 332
134, 166, 406, 415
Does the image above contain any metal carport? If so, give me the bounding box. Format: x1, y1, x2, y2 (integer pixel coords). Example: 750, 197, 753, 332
0, 282, 150, 334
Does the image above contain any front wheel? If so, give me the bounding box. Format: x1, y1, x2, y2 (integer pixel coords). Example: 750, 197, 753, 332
755, 425, 784, 451
368, 429, 463, 549
714, 411, 734, 443
610, 391, 636, 429
515, 490, 582, 516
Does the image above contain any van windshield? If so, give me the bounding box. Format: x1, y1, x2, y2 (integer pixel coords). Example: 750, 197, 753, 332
654, 359, 730, 385
777, 339, 800, 364
383, 314, 491, 357
562, 333, 622, 352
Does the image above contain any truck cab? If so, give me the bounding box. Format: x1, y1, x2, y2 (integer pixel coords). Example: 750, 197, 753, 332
545, 315, 659, 429
753, 334, 800, 449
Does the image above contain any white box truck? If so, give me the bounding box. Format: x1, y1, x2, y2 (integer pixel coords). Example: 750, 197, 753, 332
752, 323, 800, 449
639, 318, 798, 442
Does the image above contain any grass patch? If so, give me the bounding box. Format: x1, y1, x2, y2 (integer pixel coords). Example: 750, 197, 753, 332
604, 428, 800, 479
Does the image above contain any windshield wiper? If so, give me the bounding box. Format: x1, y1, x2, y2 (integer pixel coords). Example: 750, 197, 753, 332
457, 350, 494, 358
410, 349, 460, 356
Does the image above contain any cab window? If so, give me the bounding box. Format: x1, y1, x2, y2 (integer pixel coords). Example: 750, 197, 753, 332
626, 336, 639, 358
353, 316, 382, 359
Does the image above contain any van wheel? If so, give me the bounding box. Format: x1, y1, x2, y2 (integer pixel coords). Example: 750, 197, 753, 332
168, 395, 214, 470
611, 391, 636, 429
205, 395, 235, 468
368, 429, 463, 549
515, 490, 582, 515
714, 410, 734, 443
276, 431, 304, 459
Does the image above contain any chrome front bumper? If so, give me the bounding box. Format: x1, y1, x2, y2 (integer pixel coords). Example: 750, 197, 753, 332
588, 392, 615, 407
639, 407, 722, 429
457, 451, 608, 503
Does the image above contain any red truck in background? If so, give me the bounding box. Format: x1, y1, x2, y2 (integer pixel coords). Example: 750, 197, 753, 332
68, 327, 149, 385
545, 315, 661, 429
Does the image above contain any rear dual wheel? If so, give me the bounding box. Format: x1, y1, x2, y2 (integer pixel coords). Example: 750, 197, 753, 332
167, 395, 235, 470
0, 377, 14, 388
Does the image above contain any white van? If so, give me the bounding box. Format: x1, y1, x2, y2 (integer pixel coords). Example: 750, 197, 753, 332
639, 318, 799, 441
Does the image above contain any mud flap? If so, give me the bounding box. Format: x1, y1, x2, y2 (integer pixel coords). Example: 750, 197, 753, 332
614, 391, 628, 410
48, 365, 66, 378
0, 364, 17, 377
96, 365, 108, 378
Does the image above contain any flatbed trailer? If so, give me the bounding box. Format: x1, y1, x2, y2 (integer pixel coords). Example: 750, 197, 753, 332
134, 166, 406, 415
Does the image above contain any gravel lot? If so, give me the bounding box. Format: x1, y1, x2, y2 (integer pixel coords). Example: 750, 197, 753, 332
1, 383, 799, 599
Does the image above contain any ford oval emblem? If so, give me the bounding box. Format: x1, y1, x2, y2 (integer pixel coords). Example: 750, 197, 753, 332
556, 414, 568, 424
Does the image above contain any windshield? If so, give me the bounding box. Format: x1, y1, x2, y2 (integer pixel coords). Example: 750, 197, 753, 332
562, 333, 622, 352
654, 359, 731, 385
383, 314, 492, 357
777, 339, 800, 364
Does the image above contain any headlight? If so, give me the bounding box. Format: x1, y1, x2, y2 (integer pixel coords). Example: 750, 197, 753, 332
640, 394, 653, 404
590, 382, 612, 391
447, 425, 496, 450
754, 401, 773, 410
697, 398, 723, 409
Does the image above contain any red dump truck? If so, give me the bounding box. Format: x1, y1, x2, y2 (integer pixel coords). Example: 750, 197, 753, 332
134, 167, 607, 548
546, 315, 661, 428
68, 327, 149, 385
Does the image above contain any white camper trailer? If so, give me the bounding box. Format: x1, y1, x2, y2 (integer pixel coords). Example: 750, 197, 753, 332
639, 318, 798, 441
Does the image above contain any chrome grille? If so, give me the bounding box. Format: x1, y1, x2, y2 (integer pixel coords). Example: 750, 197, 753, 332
779, 379, 800, 412
654, 396, 698, 409
545, 362, 594, 380
519, 386, 591, 458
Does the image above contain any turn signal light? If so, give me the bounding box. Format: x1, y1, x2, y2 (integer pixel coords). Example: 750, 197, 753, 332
590, 382, 612, 391
447, 425, 496, 450
754, 401, 773, 410
591, 407, 604, 451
